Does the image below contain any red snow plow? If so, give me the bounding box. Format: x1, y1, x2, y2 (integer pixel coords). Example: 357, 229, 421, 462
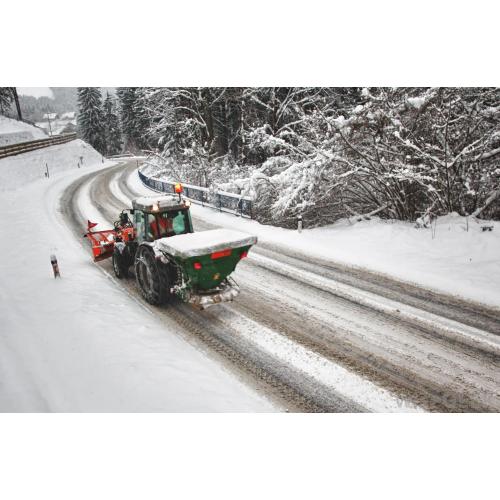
84, 217, 135, 262
85, 226, 116, 261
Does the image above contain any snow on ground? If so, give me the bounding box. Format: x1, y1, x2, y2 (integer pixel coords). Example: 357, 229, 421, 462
214, 307, 422, 412
130, 171, 500, 308
35, 117, 76, 136
0, 139, 102, 192
0, 150, 275, 411
0, 115, 47, 146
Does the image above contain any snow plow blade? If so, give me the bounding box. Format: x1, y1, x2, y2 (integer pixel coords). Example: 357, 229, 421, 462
84, 228, 116, 262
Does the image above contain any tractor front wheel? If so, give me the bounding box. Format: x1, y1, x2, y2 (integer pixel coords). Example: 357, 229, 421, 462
112, 249, 129, 279
134, 246, 171, 305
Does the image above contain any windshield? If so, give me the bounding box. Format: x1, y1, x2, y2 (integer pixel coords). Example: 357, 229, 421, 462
149, 209, 191, 239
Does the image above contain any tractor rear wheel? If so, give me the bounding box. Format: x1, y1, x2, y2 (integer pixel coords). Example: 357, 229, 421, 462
134, 246, 171, 305
112, 249, 129, 279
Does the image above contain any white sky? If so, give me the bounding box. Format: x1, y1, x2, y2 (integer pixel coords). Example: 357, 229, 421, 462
17, 87, 53, 98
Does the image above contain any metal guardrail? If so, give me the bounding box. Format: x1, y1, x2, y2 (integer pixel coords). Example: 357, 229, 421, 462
107, 152, 136, 159
138, 169, 253, 219
0, 133, 78, 160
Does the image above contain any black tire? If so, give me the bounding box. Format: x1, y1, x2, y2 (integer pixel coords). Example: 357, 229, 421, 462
112, 249, 129, 279
134, 245, 171, 305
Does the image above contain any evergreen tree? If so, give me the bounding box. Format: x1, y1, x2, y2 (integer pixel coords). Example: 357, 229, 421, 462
0, 87, 14, 114
77, 87, 106, 154
103, 92, 122, 155
116, 87, 149, 151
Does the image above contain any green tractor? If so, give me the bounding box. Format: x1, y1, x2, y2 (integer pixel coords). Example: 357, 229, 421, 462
85, 189, 256, 309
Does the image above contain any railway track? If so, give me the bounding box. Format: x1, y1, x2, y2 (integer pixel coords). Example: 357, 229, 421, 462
59, 160, 500, 412
0, 133, 78, 159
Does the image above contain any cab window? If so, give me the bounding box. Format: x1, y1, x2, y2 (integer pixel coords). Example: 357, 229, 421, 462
172, 211, 187, 235
155, 210, 190, 238
134, 210, 146, 241
147, 213, 157, 241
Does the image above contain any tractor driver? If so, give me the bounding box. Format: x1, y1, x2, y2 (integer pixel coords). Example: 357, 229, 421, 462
150, 212, 173, 239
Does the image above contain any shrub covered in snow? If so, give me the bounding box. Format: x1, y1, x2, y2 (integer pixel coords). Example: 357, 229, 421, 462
131, 87, 500, 227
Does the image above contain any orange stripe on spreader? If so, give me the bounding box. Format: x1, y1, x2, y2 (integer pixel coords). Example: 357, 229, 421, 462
211, 249, 232, 259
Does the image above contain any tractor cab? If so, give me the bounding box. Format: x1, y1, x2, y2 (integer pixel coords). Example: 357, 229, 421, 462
131, 194, 194, 244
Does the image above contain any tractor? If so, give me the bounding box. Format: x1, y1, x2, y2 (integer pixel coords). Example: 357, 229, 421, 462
84, 184, 256, 309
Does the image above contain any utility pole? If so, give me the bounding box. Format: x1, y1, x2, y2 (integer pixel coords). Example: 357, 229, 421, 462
12, 88, 22, 121
46, 110, 53, 136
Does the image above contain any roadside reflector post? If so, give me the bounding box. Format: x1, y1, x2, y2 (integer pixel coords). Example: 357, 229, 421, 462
50, 254, 61, 278
45, 163, 50, 178
297, 215, 303, 233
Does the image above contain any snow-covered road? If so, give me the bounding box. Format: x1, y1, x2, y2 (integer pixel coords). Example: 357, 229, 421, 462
59, 160, 500, 412
0, 158, 278, 412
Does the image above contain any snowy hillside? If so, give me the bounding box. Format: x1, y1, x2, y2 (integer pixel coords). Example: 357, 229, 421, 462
0, 115, 47, 146
0, 139, 103, 192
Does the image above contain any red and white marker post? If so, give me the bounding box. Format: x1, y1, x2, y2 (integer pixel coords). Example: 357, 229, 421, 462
50, 254, 61, 278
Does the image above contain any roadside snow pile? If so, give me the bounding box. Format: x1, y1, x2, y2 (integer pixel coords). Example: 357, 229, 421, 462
0, 115, 47, 146
0, 139, 103, 192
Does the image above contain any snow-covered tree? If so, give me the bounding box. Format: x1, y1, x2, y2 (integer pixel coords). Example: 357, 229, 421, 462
324, 87, 500, 221
77, 87, 106, 154
103, 92, 122, 156
128, 87, 500, 226
116, 87, 149, 151
0, 87, 14, 114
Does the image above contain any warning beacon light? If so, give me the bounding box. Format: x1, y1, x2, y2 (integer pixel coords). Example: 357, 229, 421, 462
174, 183, 183, 194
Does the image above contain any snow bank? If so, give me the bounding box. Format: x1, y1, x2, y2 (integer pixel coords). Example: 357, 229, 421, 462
0, 139, 103, 192
155, 229, 257, 258
0, 115, 47, 146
